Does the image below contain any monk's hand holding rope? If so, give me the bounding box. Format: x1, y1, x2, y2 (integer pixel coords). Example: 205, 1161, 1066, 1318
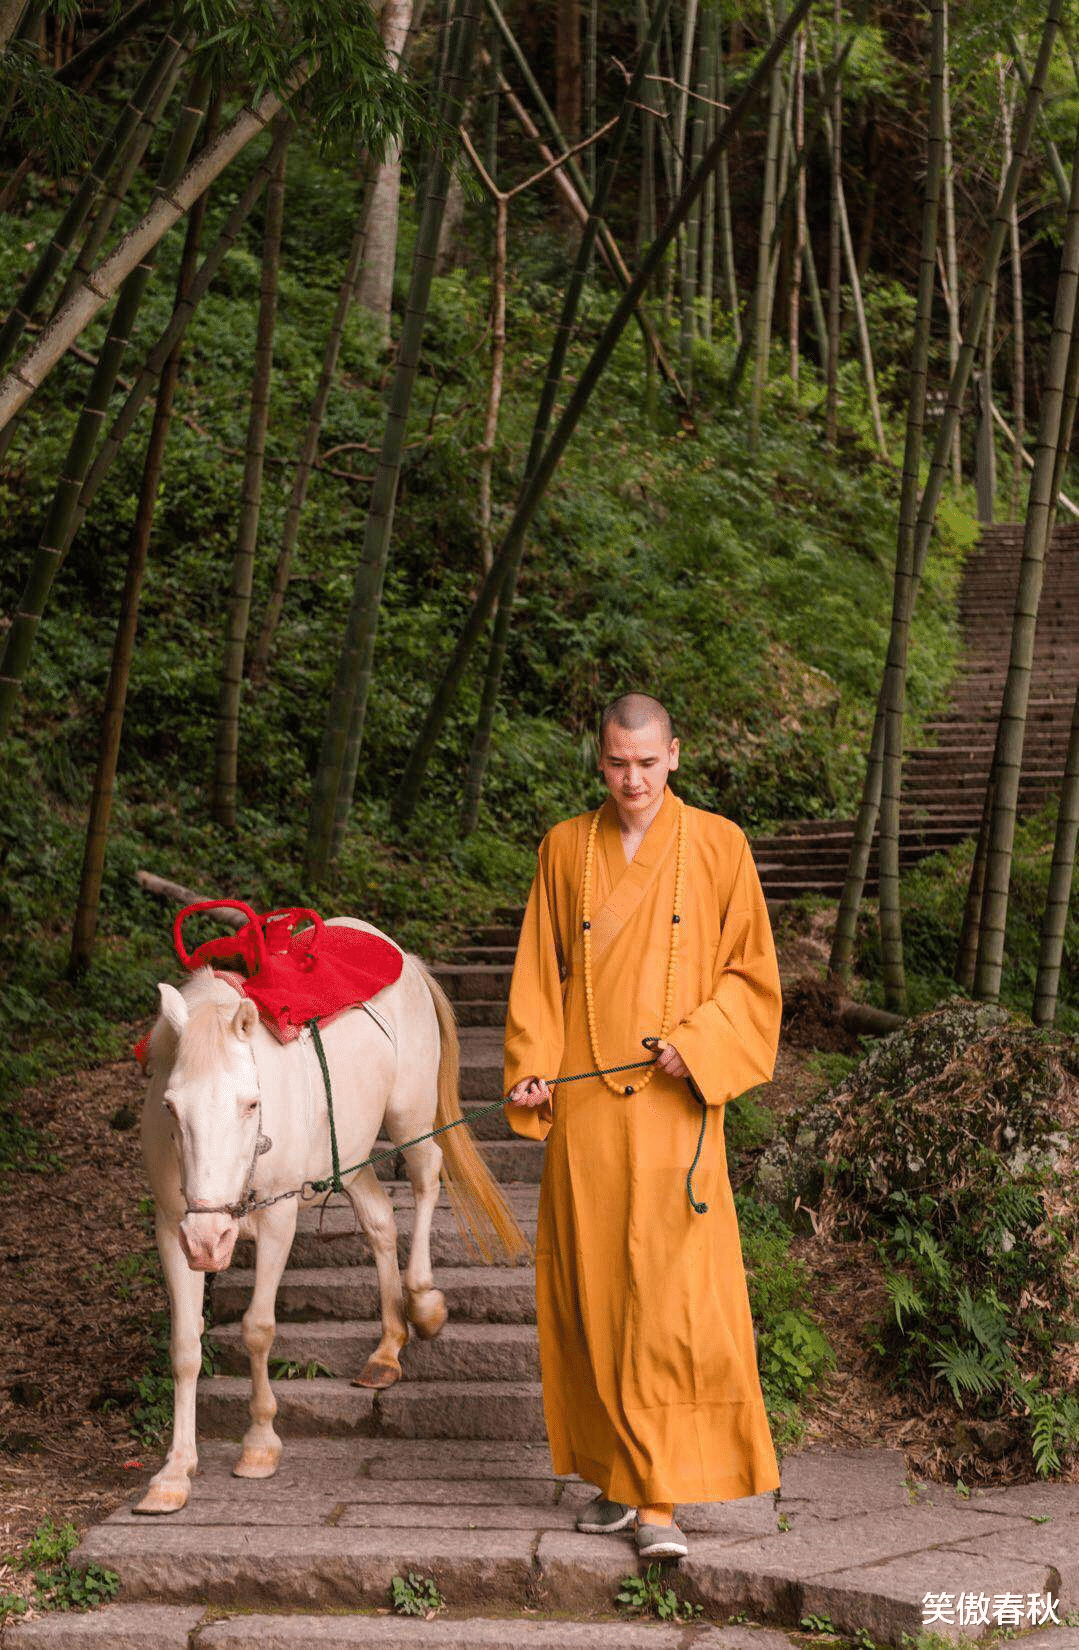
508, 1076, 551, 1108
652, 1038, 690, 1080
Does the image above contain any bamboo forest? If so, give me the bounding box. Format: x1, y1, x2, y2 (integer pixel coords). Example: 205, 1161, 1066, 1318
0, 0, 1077, 1638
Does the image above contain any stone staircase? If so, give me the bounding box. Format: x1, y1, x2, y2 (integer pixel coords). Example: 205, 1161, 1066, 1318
750, 522, 1079, 904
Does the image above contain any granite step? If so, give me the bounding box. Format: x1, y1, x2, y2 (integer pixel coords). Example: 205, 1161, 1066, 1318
212, 1264, 538, 1325
213, 1318, 540, 1381
6, 1609, 780, 1649
231, 1185, 539, 1270
195, 1374, 547, 1441
432, 963, 514, 1001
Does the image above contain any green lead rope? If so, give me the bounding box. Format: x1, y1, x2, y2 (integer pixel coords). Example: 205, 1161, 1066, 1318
305, 1021, 708, 1212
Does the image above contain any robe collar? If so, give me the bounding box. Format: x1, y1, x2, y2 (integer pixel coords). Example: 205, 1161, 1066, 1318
589, 786, 679, 963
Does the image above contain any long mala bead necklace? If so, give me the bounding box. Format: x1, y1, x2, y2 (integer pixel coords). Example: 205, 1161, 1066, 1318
581, 794, 688, 1096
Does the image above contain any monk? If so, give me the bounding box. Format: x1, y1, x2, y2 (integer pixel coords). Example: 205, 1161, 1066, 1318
504, 692, 783, 1560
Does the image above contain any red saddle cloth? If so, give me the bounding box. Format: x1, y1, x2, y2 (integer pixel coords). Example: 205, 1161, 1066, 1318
134, 903, 403, 1068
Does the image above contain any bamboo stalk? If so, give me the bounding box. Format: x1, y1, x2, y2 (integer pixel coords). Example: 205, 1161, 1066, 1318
0, 20, 186, 375
679, 5, 711, 393
715, 18, 740, 341
973, 135, 1079, 1001
304, 0, 483, 877
458, 0, 674, 835
874, 0, 945, 1014
824, 0, 841, 444
0, 75, 305, 436
212, 119, 290, 830
749, 0, 786, 449
70, 100, 219, 973
74, 127, 286, 532
0, 67, 212, 741
828, 0, 1062, 983
1032, 683, 1079, 1026
393, 0, 815, 825
251, 189, 373, 683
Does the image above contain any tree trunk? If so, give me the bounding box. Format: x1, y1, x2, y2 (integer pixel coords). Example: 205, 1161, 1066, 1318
941, 0, 960, 491
69, 110, 217, 973
304, 0, 484, 880
699, 4, 718, 342
458, 0, 674, 836
488, 40, 683, 399
789, 25, 806, 386
715, 22, 740, 342
52, 41, 189, 318
392, 0, 815, 826
74, 125, 287, 533
1001, 72, 1024, 522
584, 0, 597, 190
0, 20, 186, 376
827, 0, 1061, 984
0, 76, 305, 439
972, 133, 1079, 1003
353, 0, 413, 347
679, 9, 711, 394
212, 121, 289, 830
556, 0, 581, 145
0, 0, 26, 48
748, 1, 786, 450
824, 0, 841, 444
251, 190, 373, 683
1032, 682, 1079, 1026
953, 776, 996, 993
477, 191, 506, 574
0, 68, 212, 742
873, 0, 945, 1015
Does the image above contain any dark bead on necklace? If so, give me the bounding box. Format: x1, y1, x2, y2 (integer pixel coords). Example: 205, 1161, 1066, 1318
624, 1084, 633, 1095
582, 920, 591, 930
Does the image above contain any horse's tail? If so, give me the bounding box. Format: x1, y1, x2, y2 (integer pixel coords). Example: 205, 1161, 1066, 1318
409, 955, 531, 1264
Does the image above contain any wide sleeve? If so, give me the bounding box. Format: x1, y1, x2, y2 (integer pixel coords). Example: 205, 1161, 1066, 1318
502, 833, 566, 1142
665, 830, 782, 1108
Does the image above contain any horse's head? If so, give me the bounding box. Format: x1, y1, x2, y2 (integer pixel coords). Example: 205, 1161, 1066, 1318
155, 980, 262, 1272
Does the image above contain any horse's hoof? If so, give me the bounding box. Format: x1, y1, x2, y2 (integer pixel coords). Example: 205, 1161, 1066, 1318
133, 1482, 189, 1515
407, 1286, 447, 1340
233, 1448, 280, 1479
352, 1356, 401, 1389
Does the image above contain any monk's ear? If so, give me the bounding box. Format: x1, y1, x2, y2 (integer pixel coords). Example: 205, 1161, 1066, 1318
669, 737, 680, 770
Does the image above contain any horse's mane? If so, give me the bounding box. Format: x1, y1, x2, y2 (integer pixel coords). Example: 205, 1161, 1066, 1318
148, 968, 245, 1080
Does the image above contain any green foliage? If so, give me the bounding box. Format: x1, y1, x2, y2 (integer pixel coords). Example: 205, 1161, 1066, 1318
0, 41, 97, 177
21, 1519, 78, 1569
390, 1571, 444, 1617
5, 1519, 119, 1616
854, 801, 1079, 1032
735, 1194, 837, 1447
822, 1008, 1079, 1476
616, 1565, 702, 1622
270, 1358, 334, 1379
33, 1561, 120, 1613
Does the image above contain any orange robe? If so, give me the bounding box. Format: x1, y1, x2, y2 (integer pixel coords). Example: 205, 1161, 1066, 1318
503, 785, 782, 1507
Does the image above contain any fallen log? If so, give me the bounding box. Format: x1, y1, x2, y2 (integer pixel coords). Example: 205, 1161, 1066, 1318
136, 870, 248, 928
838, 998, 904, 1036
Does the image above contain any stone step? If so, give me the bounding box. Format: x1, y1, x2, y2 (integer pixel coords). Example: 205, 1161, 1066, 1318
455, 944, 520, 965
195, 1375, 547, 1441
455, 999, 512, 1028
4, 1609, 777, 1650
214, 1319, 540, 1381
432, 963, 514, 1001
471, 924, 522, 947
212, 1265, 538, 1325
231, 1186, 539, 1270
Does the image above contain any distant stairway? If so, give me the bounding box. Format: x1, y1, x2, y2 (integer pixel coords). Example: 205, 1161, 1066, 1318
751, 521, 1079, 904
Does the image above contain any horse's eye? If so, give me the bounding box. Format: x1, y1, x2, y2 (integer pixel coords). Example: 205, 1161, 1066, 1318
243, 1097, 258, 1116
162, 1094, 178, 1116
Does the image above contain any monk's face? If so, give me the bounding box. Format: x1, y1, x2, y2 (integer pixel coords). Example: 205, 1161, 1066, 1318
598, 717, 680, 823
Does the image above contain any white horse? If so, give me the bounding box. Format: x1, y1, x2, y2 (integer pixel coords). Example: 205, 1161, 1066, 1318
137, 917, 526, 1515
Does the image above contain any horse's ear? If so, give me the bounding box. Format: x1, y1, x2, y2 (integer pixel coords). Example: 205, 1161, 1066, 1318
158, 982, 189, 1034
231, 999, 260, 1042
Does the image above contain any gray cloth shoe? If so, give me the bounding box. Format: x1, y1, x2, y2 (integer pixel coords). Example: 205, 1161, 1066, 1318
635, 1518, 688, 1559
575, 1493, 636, 1534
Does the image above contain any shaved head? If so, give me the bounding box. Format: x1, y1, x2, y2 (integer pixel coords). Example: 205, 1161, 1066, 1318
599, 692, 673, 751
